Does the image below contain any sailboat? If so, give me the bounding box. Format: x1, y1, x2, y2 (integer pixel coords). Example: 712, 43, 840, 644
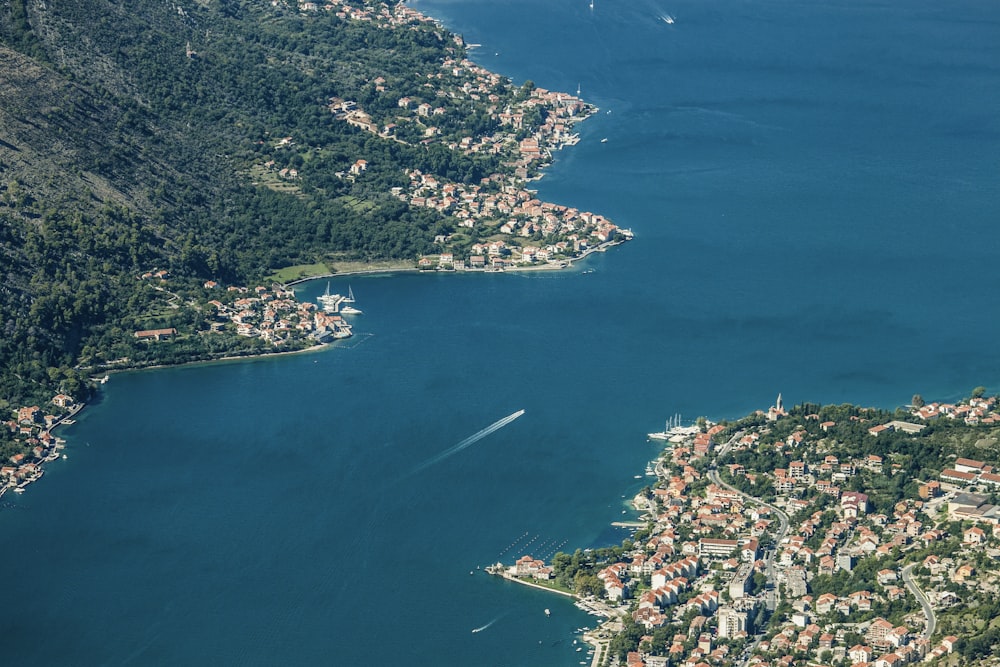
648, 413, 682, 440
648, 419, 671, 441
589, 0, 594, 10
339, 286, 363, 315
317, 282, 342, 312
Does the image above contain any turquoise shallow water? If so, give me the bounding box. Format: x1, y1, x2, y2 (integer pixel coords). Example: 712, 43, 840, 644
2, 0, 999, 664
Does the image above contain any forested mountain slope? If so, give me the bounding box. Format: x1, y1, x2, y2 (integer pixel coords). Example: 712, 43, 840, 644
0, 0, 507, 406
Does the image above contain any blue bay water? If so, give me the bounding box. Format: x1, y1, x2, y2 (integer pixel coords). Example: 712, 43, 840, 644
2, 0, 1000, 664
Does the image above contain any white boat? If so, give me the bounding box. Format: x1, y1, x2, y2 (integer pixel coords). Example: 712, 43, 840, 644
647, 423, 671, 441
600, 138, 608, 143
339, 286, 362, 314
648, 413, 683, 440
544, 608, 551, 616
317, 282, 343, 312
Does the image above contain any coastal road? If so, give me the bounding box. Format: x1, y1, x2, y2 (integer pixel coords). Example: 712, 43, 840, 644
902, 563, 936, 640
715, 429, 744, 460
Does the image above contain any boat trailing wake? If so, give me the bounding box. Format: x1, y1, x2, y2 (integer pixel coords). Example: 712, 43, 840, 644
471, 615, 504, 634
409, 410, 525, 475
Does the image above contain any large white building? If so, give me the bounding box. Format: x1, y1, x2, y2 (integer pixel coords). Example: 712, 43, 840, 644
717, 606, 748, 638
698, 538, 738, 559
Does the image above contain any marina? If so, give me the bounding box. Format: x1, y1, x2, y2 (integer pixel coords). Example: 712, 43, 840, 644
316, 281, 343, 312
318, 282, 362, 316
646, 413, 690, 441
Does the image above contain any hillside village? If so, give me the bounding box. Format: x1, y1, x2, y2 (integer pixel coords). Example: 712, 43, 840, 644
131, 271, 352, 347
494, 393, 1000, 667
266, 0, 632, 268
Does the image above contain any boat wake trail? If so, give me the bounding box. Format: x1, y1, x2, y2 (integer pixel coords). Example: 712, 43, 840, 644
471, 614, 505, 634
409, 410, 525, 476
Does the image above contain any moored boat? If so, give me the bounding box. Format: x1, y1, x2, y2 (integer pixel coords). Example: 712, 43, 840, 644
317, 282, 343, 312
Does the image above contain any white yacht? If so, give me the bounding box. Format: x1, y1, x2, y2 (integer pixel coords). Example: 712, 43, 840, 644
339, 286, 363, 314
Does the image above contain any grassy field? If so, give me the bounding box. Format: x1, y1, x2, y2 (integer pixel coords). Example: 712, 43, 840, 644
265, 262, 333, 283
267, 258, 418, 284
337, 195, 376, 213
247, 164, 302, 195
327, 258, 416, 274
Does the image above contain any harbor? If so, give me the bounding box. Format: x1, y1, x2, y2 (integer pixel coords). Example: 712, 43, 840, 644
647, 413, 698, 442
1, 400, 79, 499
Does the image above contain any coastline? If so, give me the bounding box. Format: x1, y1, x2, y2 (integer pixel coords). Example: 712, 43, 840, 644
103, 337, 332, 375
290, 0, 631, 283
284, 236, 629, 288
15, 230, 626, 497
2, 341, 336, 500
486, 565, 620, 665
492, 570, 577, 598
7, 234, 628, 500
0, 401, 83, 499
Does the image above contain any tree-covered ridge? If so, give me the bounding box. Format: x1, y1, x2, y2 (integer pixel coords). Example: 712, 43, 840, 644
0, 0, 625, 418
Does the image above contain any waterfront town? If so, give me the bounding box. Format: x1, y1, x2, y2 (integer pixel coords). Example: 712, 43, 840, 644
2, 275, 359, 497
491, 393, 1000, 667
261, 0, 632, 269
1, 394, 76, 498
133, 271, 354, 347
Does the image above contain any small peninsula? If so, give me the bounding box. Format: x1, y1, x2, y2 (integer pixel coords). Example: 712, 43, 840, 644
490, 391, 1000, 667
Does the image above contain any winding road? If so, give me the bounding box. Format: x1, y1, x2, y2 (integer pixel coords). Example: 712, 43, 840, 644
709, 430, 792, 665
901, 562, 936, 640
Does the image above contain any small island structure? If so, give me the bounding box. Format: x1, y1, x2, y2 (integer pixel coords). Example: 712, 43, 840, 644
485, 390, 1000, 667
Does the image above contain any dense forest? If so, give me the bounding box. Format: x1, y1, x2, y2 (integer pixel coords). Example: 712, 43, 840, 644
0, 0, 525, 408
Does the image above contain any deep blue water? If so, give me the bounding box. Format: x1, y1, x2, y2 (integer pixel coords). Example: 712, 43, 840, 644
3, 0, 999, 664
